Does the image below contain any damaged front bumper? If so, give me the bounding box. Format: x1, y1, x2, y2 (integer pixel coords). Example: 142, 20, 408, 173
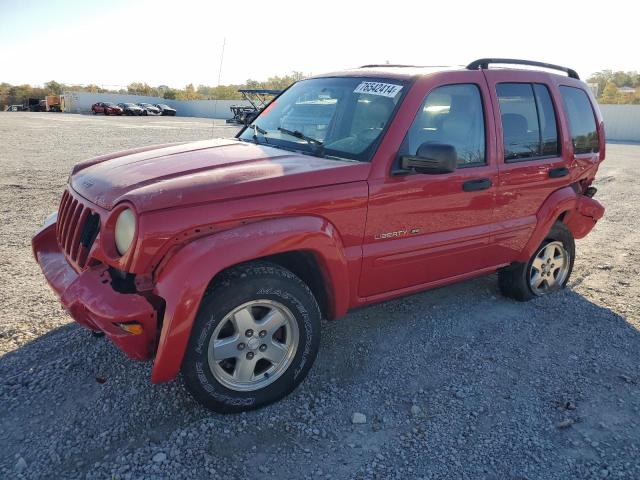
32, 221, 157, 360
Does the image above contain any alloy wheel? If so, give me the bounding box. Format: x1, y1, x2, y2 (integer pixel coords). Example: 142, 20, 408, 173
207, 300, 299, 392
529, 241, 570, 295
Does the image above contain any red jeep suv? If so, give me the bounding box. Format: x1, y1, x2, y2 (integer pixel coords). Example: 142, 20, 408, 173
33, 59, 605, 412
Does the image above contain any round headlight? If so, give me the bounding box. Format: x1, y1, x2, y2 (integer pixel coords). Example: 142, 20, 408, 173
114, 208, 136, 255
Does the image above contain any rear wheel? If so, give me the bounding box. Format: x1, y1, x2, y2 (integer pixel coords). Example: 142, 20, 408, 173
498, 221, 575, 301
182, 262, 321, 413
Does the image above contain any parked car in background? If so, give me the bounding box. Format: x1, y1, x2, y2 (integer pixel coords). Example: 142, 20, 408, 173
155, 104, 177, 116
32, 58, 606, 413
91, 102, 123, 116
7, 105, 28, 111
118, 103, 144, 116
137, 103, 161, 116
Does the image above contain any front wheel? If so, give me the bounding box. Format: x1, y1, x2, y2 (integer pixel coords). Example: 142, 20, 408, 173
498, 221, 575, 301
181, 262, 321, 413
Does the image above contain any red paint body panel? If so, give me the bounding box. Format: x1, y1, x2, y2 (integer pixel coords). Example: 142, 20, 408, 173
361, 71, 501, 297
32, 65, 606, 384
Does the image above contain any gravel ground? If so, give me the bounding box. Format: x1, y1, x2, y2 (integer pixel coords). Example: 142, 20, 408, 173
1, 112, 639, 480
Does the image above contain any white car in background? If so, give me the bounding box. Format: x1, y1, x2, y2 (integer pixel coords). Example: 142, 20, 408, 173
136, 103, 161, 116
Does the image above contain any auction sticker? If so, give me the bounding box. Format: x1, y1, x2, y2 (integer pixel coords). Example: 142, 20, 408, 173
354, 81, 403, 98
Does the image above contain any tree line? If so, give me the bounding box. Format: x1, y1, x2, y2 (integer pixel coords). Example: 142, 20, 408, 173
0, 72, 305, 109
587, 70, 640, 104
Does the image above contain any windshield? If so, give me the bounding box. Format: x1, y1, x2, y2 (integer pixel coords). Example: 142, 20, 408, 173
238, 77, 407, 162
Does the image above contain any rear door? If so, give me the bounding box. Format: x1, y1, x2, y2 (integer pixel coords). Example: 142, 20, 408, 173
557, 85, 603, 184
359, 73, 499, 298
482, 70, 570, 263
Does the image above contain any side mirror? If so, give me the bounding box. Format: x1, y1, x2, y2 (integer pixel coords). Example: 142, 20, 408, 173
400, 143, 457, 174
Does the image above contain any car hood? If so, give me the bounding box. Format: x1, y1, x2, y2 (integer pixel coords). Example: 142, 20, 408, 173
70, 138, 369, 212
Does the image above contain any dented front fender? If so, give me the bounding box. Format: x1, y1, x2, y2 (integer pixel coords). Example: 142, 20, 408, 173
150, 216, 349, 383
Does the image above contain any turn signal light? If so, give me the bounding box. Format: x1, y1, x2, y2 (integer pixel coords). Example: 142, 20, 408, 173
117, 323, 143, 335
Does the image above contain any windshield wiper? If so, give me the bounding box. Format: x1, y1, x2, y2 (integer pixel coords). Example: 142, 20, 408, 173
250, 123, 269, 144
277, 127, 325, 156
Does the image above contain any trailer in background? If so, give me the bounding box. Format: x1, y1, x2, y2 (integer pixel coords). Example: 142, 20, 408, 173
226, 89, 281, 125
45, 95, 62, 112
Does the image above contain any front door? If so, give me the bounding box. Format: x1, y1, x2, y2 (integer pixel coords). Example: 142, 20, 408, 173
359, 78, 499, 299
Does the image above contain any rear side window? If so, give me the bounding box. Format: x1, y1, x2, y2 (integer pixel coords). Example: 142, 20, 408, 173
496, 83, 559, 161
559, 86, 599, 154
402, 84, 486, 167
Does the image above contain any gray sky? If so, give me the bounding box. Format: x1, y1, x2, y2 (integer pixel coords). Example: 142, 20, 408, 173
0, 0, 636, 88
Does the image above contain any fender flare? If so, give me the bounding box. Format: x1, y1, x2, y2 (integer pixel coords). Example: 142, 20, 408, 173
150, 215, 349, 383
515, 186, 577, 263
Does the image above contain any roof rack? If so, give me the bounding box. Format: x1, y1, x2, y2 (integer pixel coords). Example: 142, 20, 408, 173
466, 58, 579, 80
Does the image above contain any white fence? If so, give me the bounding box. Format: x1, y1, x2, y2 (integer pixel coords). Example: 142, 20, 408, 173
599, 105, 640, 143
62, 91, 251, 120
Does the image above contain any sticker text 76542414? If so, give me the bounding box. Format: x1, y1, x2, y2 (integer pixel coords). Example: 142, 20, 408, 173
353, 82, 403, 98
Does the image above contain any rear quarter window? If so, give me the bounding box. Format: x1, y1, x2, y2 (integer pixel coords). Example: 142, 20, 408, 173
559, 86, 599, 154
496, 83, 560, 161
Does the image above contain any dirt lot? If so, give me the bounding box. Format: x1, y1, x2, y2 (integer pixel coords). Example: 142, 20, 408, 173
1, 112, 639, 479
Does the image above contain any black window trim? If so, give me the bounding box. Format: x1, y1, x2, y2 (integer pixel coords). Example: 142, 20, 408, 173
395, 81, 489, 173
497, 81, 562, 164
558, 84, 600, 156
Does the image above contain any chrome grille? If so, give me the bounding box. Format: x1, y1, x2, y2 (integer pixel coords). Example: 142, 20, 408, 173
56, 190, 99, 269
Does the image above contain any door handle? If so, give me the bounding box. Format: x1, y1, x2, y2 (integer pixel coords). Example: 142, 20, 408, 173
462, 178, 492, 192
549, 167, 569, 178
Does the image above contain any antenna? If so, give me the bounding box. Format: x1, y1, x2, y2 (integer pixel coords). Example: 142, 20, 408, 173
213, 37, 226, 136
217, 37, 226, 86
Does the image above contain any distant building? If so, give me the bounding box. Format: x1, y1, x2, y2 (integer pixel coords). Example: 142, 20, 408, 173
618, 86, 636, 95
587, 83, 599, 97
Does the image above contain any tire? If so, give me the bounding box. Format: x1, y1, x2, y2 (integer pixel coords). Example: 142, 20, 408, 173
181, 261, 321, 413
498, 221, 575, 301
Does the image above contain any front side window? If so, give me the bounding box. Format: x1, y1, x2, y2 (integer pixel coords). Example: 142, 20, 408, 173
559, 86, 599, 154
401, 84, 486, 167
238, 77, 407, 162
497, 83, 560, 161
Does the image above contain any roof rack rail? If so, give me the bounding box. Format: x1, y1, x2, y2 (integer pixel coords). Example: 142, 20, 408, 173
359, 64, 419, 68
466, 58, 579, 80
358, 64, 452, 69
